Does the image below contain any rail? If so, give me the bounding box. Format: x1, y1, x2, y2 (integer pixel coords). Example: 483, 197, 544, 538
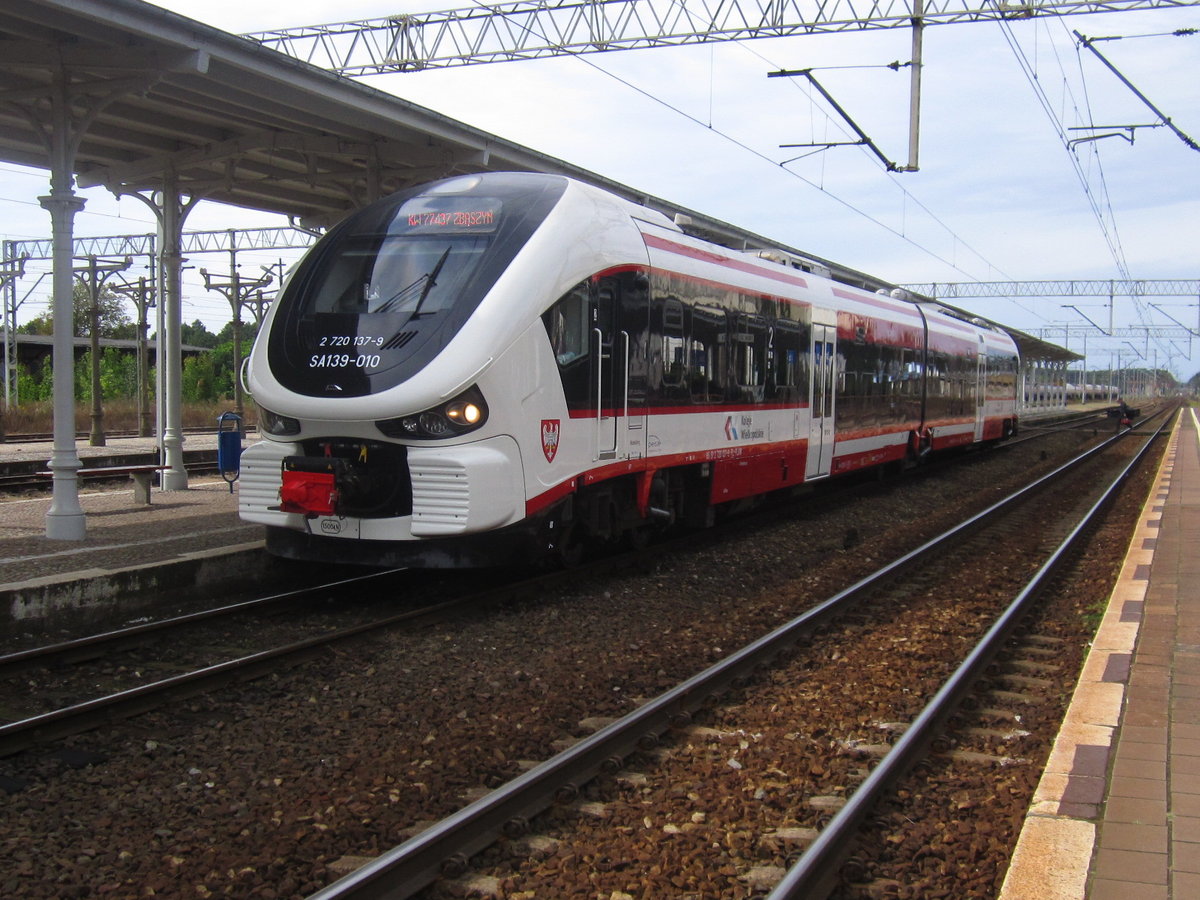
0, 557, 639, 756
305, 407, 1172, 900
768, 407, 1171, 897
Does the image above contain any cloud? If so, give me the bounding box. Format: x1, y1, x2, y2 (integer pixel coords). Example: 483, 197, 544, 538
5, 1, 1197, 375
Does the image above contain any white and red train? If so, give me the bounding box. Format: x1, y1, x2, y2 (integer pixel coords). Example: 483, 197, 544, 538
240, 172, 1019, 566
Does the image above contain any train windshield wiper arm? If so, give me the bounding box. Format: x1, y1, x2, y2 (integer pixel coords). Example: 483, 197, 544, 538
409, 246, 452, 319
373, 246, 452, 316
374, 275, 428, 313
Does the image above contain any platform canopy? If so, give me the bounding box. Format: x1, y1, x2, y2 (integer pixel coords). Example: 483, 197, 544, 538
0, 0, 570, 228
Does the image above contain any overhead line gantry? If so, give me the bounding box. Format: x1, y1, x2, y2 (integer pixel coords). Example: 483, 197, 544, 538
246, 0, 1200, 74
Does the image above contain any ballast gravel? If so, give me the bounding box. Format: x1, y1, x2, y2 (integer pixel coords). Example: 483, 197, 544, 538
0, 427, 1144, 899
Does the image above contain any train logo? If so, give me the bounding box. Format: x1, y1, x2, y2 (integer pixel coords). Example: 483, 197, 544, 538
541, 419, 561, 463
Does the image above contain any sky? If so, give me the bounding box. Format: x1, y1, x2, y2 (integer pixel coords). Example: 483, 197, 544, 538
2, 1, 1198, 379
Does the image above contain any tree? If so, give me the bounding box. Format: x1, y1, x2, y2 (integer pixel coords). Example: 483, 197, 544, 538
215, 318, 260, 345
19, 283, 135, 338
182, 351, 218, 402
180, 319, 220, 349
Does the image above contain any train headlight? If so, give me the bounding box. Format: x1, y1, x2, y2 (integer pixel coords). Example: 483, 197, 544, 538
418, 412, 451, 436
445, 399, 483, 426
377, 386, 489, 440
259, 407, 301, 436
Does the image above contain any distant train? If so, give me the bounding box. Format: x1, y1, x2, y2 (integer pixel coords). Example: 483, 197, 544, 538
240, 172, 1020, 567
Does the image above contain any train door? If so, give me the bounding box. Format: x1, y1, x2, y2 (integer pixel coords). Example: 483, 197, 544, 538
806, 312, 838, 479
592, 275, 646, 462
974, 336, 987, 441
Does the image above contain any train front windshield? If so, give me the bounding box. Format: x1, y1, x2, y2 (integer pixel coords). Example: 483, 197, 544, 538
306, 196, 501, 319
268, 174, 568, 398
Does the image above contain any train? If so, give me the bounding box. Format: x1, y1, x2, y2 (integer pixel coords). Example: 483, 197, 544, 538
239, 172, 1020, 567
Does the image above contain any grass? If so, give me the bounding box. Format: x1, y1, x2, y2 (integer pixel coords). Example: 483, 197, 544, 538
2, 399, 257, 435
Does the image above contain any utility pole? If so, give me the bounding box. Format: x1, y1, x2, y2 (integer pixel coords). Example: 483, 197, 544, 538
0, 254, 27, 441
73, 255, 132, 446
111, 275, 156, 437
245, 286, 274, 327
200, 243, 271, 421
3, 270, 48, 408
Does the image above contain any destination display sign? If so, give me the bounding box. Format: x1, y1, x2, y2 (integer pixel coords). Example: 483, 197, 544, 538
395, 197, 502, 235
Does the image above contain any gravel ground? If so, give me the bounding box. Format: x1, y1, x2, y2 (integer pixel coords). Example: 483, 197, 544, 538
0, 427, 1151, 899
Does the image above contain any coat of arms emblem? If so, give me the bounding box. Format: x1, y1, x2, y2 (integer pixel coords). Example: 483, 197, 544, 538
541, 419, 561, 463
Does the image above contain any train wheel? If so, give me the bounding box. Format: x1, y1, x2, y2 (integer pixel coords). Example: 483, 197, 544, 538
624, 523, 651, 551
553, 522, 585, 568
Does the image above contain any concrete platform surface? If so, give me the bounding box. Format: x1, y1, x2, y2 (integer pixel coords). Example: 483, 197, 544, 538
0, 435, 275, 636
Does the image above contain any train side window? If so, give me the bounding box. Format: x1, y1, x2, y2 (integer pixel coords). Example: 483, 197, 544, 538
734, 315, 768, 400
544, 283, 591, 367
768, 320, 803, 401
662, 298, 687, 388
690, 306, 727, 402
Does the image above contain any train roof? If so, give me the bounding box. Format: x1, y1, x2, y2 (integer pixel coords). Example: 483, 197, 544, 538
914, 299, 1081, 364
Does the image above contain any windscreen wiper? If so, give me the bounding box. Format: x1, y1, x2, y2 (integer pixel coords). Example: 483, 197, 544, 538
409, 246, 452, 318
374, 274, 428, 313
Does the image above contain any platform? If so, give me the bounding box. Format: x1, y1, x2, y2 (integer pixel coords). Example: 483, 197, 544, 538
0, 434, 276, 636
1001, 407, 1200, 899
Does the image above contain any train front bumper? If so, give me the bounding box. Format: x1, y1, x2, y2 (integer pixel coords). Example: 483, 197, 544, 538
238, 435, 526, 539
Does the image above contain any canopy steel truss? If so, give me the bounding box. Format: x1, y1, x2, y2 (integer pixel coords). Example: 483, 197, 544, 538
1031, 326, 1194, 337
246, 0, 1200, 75
4, 227, 316, 263
902, 279, 1200, 298
2, 228, 317, 409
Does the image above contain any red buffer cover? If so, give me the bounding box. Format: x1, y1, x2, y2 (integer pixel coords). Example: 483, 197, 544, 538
280, 469, 338, 516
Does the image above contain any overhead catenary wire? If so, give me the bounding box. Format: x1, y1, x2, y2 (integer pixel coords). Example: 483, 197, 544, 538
446, 0, 1022, 291
1000, 17, 1184, 365
998, 17, 1131, 281
742, 43, 1025, 285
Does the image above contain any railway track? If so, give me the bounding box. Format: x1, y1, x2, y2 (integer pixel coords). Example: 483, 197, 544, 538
0, 454, 223, 493
0, 563, 611, 756
304, 409, 1169, 899
1, 426, 232, 444
0, 426, 261, 492
0, 411, 1162, 898
0, 528, 702, 758
0, 410, 1129, 754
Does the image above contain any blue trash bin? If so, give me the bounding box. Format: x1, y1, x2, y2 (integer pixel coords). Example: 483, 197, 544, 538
217, 412, 242, 493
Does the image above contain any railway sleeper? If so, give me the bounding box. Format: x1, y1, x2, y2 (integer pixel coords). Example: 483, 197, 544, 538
961, 725, 1032, 741
984, 688, 1041, 705
614, 771, 648, 788
572, 799, 610, 818
1020, 633, 1068, 647
1003, 657, 1062, 675
839, 739, 893, 759
443, 875, 503, 898
1016, 645, 1066, 659
806, 794, 847, 812
326, 855, 374, 879
938, 748, 1027, 766
759, 826, 820, 851
972, 705, 1023, 722
994, 672, 1054, 691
